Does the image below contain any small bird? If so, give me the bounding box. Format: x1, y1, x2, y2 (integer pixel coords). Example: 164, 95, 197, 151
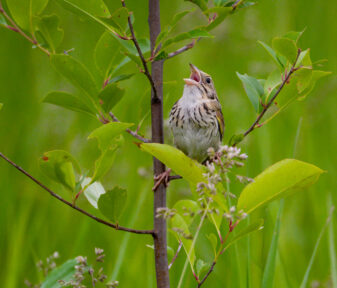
169, 64, 225, 163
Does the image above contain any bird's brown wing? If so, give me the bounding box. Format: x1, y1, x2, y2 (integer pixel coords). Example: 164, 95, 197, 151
208, 100, 225, 141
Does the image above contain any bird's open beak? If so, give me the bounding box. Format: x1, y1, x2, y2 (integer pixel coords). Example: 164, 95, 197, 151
184, 63, 201, 86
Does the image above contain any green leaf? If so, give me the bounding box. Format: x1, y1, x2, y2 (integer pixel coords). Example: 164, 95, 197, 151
173, 199, 199, 226
236, 72, 264, 112
154, 50, 168, 61
90, 146, 118, 183
98, 187, 127, 222
41, 259, 77, 288
161, 28, 213, 49
214, 0, 231, 6
283, 29, 305, 43
108, 7, 129, 34
139, 143, 205, 184
109, 73, 135, 83
88, 122, 133, 151
43, 91, 95, 116
272, 37, 298, 63
170, 214, 196, 267
0, 103, 3, 111
81, 178, 105, 209
204, 7, 232, 31
98, 83, 125, 113
50, 54, 99, 110
258, 40, 286, 69
184, 0, 208, 11
94, 31, 125, 75
115, 36, 151, 58
39, 150, 80, 192
237, 159, 324, 214
195, 259, 211, 277
56, 0, 110, 17
0, 14, 7, 26
224, 219, 264, 250
36, 14, 63, 53
206, 233, 218, 256
262, 201, 284, 288
6, 0, 49, 31
228, 133, 244, 146
264, 70, 282, 103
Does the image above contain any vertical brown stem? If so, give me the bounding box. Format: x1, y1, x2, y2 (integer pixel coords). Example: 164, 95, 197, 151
148, 0, 170, 287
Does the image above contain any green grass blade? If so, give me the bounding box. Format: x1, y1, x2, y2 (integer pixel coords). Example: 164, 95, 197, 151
261, 200, 284, 288
300, 207, 334, 288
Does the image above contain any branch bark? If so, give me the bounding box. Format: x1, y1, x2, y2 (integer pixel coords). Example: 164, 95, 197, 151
148, 0, 170, 287
0, 152, 154, 236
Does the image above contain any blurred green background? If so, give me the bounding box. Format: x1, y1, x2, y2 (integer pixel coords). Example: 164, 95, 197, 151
0, 0, 336, 287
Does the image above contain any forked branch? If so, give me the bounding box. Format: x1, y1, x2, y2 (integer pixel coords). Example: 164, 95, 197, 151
0, 152, 154, 236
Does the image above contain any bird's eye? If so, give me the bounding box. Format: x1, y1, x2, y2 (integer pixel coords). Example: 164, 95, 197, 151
206, 77, 211, 84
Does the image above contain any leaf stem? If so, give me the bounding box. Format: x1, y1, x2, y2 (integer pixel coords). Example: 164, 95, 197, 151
0, 152, 154, 236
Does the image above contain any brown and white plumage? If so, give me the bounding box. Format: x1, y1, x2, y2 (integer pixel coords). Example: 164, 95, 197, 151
169, 64, 225, 162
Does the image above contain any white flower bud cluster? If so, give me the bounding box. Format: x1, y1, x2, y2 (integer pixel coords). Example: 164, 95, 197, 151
155, 207, 177, 219
223, 207, 248, 222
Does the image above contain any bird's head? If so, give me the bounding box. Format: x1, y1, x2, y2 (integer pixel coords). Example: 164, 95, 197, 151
183, 63, 217, 100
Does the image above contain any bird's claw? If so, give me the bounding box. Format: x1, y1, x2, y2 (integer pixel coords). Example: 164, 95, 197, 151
153, 169, 172, 191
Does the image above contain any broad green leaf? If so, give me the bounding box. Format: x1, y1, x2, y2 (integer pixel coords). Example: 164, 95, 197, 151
237, 159, 324, 214
81, 177, 105, 209
41, 259, 77, 288
224, 219, 264, 250
43, 91, 95, 116
296, 49, 309, 68
228, 133, 244, 146
272, 37, 298, 63
214, 0, 232, 6
162, 28, 213, 49
109, 73, 135, 83
37, 14, 63, 53
0, 14, 7, 26
56, 0, 126, 37
171, 214, 196, 267
56, 0, 110, 18
50, 54, 99, 110
154, 50, 169, 61
300, 209, 333, 288
264, 70, 282, 103
91, 146, 118, 183
236, 72, 264, 112
258, 40, 286, 69
98, 83, 125, 113
206, 233, 218, 257
94, 31, 125, 75
262, 201, 284, 288
108, 7, 129, 34
39, 150, 80, 192
114, 36, 151, 58
195, 259, 211, 277
139, 143, 205, 184
204, 7, 232, 31
185, 0, 208, 11
173, 199, 199, 226
98, 187, 127, 222
6, 0, 49, 31
296, 67, 312, 94
88, 122, 133, 151
283, 30, 304, 43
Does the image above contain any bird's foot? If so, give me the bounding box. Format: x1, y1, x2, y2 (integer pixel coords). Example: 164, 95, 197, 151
153, 169, 172, 191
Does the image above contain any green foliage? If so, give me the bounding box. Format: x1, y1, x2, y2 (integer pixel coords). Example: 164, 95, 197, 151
43, 91, 96, 116
41, 259, 77, 288
236, 72, 264, 112
98, 83, 125, 113
207, 233, 218, 256
0, 103, 3, 111
237, 159, 324, 214
170, 213, 196, 267
173, 199, 199, 226
81, 178, 105, 209
6, 0, 49, 31
184, 0, 208, 11
204, 7, 232, 31
272, 37, 298, 63
195, 259, 211, 278
139, 143, 205, 184
50, 54, 99, 111
98, 187, 127, 223
39, 150, 80, 192
36, 15, 63, 53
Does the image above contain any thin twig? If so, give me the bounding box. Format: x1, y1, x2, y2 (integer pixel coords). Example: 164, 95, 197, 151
168, 240, 183, 270
197, 261, 216, 288
236, 49, 302, 144
121, 0, 159, 101
165, 40, 196, 60
109, 112, 151, 143
0, 152, 154, 236
0, 6, 50, 56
